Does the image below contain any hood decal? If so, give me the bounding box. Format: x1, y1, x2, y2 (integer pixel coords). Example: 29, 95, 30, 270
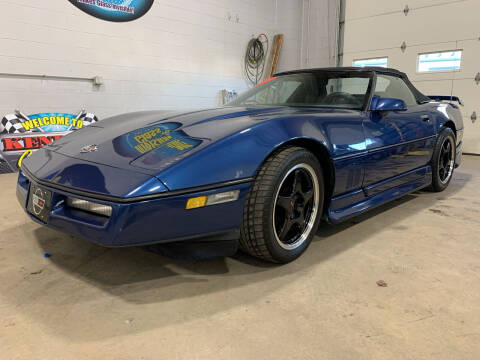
112, 122, 202, 159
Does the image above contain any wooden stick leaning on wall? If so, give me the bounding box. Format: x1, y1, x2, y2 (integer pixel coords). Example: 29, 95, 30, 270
264, 34, 284, 79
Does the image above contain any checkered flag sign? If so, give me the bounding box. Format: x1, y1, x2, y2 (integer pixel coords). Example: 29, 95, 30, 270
0, 114, 27, 135
79, 112, 98, 126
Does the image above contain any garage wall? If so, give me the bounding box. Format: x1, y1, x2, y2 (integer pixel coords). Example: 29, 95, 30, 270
341, 0, 480, 153
0, 0, 339, 120
300, 0, 341, 68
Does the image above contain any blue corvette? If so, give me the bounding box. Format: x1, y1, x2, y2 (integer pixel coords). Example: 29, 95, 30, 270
17, 67, 463, 263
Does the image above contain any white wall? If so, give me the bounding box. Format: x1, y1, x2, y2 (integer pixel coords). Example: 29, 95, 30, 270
0, 0, 339, 120
277, 0, 340, 71
341, 0, 480, 153
300, 0, 340, 68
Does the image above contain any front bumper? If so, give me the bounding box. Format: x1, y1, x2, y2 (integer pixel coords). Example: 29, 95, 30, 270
17, 170, 250, 247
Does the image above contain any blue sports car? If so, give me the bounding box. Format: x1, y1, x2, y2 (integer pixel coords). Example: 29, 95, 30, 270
17, 67, 463, 263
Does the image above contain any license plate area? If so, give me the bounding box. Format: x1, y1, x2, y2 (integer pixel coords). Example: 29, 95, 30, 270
27, 183, 52, 223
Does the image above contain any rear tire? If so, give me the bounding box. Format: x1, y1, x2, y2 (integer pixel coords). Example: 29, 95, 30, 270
430, 127, 456, 192
239, 147, 324, 263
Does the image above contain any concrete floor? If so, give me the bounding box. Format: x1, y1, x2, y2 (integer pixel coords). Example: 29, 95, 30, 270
0, 157, 479, 360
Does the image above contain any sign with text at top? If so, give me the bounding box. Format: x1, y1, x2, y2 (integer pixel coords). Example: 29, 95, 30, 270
0, 110, 99, 174
68, 0, 155, 22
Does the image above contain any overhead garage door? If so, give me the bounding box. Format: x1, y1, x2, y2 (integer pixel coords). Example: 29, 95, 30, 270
340, 0, 480, 153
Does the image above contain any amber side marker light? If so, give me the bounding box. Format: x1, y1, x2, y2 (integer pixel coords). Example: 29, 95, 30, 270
186, 190, 240, 210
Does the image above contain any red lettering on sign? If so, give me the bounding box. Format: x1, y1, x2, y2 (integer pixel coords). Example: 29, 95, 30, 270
24, 137, 34, 149
2, 138, 24, 151
27, 137, 40, 149
39, 137, 53, 146
1, 135, 65, 152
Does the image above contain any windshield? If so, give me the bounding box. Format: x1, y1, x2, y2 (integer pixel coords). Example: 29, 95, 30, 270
229, 71, 373, 110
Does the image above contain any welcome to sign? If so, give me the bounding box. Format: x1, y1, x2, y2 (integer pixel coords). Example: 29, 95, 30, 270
0, 110, 98, 174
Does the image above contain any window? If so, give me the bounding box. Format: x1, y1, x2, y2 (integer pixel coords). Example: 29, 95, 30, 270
229, 72, 372, 110
353, 57, 388, 68
374, 75, 417, 106
246, 79, 304, 105
417, 50, 462, 72
326, 77, 370, 95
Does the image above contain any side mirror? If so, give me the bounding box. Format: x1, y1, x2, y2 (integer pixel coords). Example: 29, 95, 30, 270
371, 97, 408, 112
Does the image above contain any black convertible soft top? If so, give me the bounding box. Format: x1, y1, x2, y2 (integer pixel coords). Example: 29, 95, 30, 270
275, 67, 431, 104
275, 66, 406, 77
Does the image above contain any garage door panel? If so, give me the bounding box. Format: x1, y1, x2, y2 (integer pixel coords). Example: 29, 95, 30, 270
344, 1, 476, 54
405, 0, 469, 9
343, 49, 395, 68
454, 39, 480, 153
411, 80, 453, 97
343, 53, 457, 99
343, 14, 408, 53
344, 45, 459, 84
409, 72, 457, 84
407, 1, 476, 45
344, 1, 399, 19
343, 0, 479, 153
452, 79, 479, 114
387, 45, 458, 80
451, 79, 479, 153
456, 38, 480, 77
406, 42, 459, 82
344, 0, 458, 20
344, 49, 423, 80
460, 118, 480, 154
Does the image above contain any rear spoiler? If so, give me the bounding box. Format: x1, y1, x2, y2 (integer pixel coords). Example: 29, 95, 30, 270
428, 95, 463, 106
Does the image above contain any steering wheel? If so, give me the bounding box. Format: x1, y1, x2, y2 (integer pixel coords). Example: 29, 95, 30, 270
323, 92, 358, 106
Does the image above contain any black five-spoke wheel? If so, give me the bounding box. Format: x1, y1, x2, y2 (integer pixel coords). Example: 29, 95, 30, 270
431, 127, 456, 192
274, 164, 319, 250
438, 137, 454, 184
240, 147, 324, 263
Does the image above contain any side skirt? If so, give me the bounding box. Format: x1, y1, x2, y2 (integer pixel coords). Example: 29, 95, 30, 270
327, 166, 432, 224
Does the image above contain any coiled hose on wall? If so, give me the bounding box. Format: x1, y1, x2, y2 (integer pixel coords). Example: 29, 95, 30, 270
244, 33, 269, 86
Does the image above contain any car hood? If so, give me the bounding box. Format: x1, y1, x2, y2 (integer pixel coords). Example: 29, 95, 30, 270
43, 106, 297, 175
25, 106, 357, 196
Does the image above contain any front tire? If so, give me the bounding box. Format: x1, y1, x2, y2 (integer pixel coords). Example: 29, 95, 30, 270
240, 147, 324, 263
431, 128, 456, 192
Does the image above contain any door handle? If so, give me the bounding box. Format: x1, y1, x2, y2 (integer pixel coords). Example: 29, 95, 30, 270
421, 115, 430, 122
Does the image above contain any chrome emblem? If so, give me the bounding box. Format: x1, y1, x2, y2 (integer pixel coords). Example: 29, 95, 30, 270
32, 188, 46, 216
80, 144, 98, 153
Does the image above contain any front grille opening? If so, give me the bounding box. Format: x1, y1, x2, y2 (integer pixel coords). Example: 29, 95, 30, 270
66, 197, 112, 217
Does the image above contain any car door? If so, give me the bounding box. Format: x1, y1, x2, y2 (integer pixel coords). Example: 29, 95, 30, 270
362, 74, 436, 196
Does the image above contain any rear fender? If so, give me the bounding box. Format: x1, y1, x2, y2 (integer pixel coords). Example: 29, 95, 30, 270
431, 102, 463, 140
